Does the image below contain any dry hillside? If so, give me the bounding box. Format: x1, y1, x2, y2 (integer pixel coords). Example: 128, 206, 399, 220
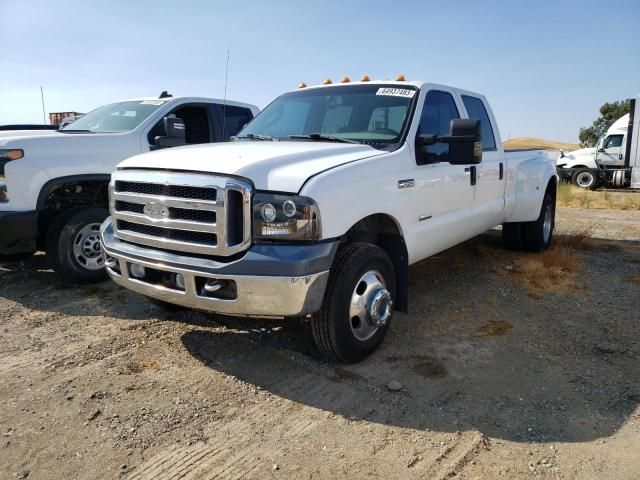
503, 136, 580, 151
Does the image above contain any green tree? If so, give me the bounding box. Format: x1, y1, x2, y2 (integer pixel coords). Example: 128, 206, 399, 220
579, 99, 631, 147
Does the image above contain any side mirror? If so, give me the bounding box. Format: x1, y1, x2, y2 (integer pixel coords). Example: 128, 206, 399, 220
418, 119, 482, 165
154, 116, 186, 148
597, 147, 605, 153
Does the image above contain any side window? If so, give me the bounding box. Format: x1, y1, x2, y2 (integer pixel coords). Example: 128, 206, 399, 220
222, 106, 253, 141
147, 105, 211, 146
461, 95, 496, 151
418, 90, 460, 161
604, 134, 623, 149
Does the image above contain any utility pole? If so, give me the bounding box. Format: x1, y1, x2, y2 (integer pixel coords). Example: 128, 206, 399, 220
40, 86, 47, 126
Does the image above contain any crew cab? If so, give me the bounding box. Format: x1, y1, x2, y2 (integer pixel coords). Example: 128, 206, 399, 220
100, 78, 557, 362
0, 94, 258, 283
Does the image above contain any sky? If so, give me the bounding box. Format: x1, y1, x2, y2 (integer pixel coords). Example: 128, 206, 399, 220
1, 0, 639, 142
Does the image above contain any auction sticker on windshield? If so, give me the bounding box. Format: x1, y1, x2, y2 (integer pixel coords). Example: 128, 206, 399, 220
376, 88, 416, 98
140, 100, 166, 105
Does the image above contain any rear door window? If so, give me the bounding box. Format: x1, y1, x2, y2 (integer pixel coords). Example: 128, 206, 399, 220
461, 95, 496, 151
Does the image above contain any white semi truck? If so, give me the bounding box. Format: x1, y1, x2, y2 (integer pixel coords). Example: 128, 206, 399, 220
557, 96, 640, 189
0, 94, 258, 283
100, 77, 558, 362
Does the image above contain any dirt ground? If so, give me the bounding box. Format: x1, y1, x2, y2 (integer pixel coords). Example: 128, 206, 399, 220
1, 207, 639, 480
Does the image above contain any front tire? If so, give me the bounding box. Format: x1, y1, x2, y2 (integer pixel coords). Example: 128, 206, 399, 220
572, 168, 598, 190
46, 206, 109, 284
311, 243, 395, 363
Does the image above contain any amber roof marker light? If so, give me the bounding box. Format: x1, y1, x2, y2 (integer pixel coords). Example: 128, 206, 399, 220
298, 82, 307, 88
323, 78, 333, 85
396, 74, 406, 81
361, 75, 370, 82
340, 76, 350, 83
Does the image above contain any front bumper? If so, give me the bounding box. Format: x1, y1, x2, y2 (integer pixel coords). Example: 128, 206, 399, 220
0, 210, 37, 255
100, 218, 337, 318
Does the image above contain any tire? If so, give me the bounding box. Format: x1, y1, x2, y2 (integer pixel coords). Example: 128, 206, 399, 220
46, 206, 109, 284
502, 222, 524, 250
522, 192, 555, 252
572, 168, 598, 190
0, 251, 35, 262
311, 243, 395, 363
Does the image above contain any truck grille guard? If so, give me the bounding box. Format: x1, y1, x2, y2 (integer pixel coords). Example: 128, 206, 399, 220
109, 170, 252, 256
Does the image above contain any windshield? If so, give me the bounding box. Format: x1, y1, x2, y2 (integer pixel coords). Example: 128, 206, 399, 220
61, 100, 166, 133
239, 84, 418, 146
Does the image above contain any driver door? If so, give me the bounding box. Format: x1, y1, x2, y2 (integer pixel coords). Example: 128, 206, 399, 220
410, 89, 477, 261
597, 134, 625, 166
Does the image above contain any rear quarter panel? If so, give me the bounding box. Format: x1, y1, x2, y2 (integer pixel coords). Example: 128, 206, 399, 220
503, 150, 557, 223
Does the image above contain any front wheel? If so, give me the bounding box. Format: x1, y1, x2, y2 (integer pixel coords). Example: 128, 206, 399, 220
572, 168, 599, 190
46, 206, 109, 284
311, 243, 395, 363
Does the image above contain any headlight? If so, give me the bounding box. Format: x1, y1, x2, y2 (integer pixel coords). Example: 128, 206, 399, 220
0, 149, 23, 203
252, 192, 321, 242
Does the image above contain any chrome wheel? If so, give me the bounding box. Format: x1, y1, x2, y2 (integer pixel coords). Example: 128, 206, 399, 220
72, 223, 104, 270
576, 171, 594, 188
349, 270, 393, 342
543, 203, 553, 244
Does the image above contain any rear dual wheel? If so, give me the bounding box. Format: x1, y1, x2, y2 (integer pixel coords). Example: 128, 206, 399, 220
502, 191, 555, 252
311, 243, 395, 363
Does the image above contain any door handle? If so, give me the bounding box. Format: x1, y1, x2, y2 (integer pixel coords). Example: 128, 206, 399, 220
464, 166, 477, 186
499, 162, 504, 180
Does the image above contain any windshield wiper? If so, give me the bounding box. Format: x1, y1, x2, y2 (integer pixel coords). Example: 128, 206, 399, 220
59, 129, 94, 133
235, 133, 275, 141
289, 133, 360, 144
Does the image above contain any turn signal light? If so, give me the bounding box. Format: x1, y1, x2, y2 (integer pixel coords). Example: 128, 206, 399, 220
323, 78, 333, 85
361, 75, 370, 82
396, 74, 406, 81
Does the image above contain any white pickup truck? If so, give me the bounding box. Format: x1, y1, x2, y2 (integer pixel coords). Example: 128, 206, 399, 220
0, 94, 258, 282
100, 78, 557, 362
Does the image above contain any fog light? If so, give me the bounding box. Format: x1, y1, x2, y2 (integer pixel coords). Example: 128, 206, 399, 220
130, 263, 146, 278
174, 273, 185, 290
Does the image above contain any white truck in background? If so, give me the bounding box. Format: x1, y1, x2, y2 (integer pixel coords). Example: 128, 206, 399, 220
100, 78, 558, 363
557, 97, 640, 189
0, 93, 258, 283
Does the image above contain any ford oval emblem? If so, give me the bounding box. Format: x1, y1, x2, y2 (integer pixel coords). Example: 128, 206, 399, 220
143, 202, 169, 219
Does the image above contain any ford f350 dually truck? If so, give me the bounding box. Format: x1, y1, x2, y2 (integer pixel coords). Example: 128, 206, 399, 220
100, 77, 558, 362
0, 93, 258, 283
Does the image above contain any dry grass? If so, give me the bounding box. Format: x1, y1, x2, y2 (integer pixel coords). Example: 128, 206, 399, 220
474, 319, 513, 337
627, 275, 640, 285
503, 137, 580, 151
122, 358, 160, 374
557, 182, 640, 210
494, 228, 598, 299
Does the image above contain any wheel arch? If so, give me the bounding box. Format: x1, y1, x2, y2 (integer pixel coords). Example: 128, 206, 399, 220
36, 174, 111, 245
341, 213, 409, 313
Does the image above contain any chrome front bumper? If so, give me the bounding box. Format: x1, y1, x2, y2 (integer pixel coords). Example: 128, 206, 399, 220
100, 218, 334, 318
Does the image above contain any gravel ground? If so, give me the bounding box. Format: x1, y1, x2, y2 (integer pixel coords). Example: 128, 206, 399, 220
1, 207, 639, 480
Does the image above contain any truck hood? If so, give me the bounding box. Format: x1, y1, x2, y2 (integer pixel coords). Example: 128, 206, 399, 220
118, 141, 387, 192
0, 129, 60, 140
557, 146, 596, 167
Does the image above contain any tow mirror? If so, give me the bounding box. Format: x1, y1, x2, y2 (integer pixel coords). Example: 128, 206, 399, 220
154, 116, 186, 148
418, 119, 482, 165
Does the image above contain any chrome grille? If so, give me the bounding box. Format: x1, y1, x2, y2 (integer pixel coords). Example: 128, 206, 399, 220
109, 170, 252, 256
